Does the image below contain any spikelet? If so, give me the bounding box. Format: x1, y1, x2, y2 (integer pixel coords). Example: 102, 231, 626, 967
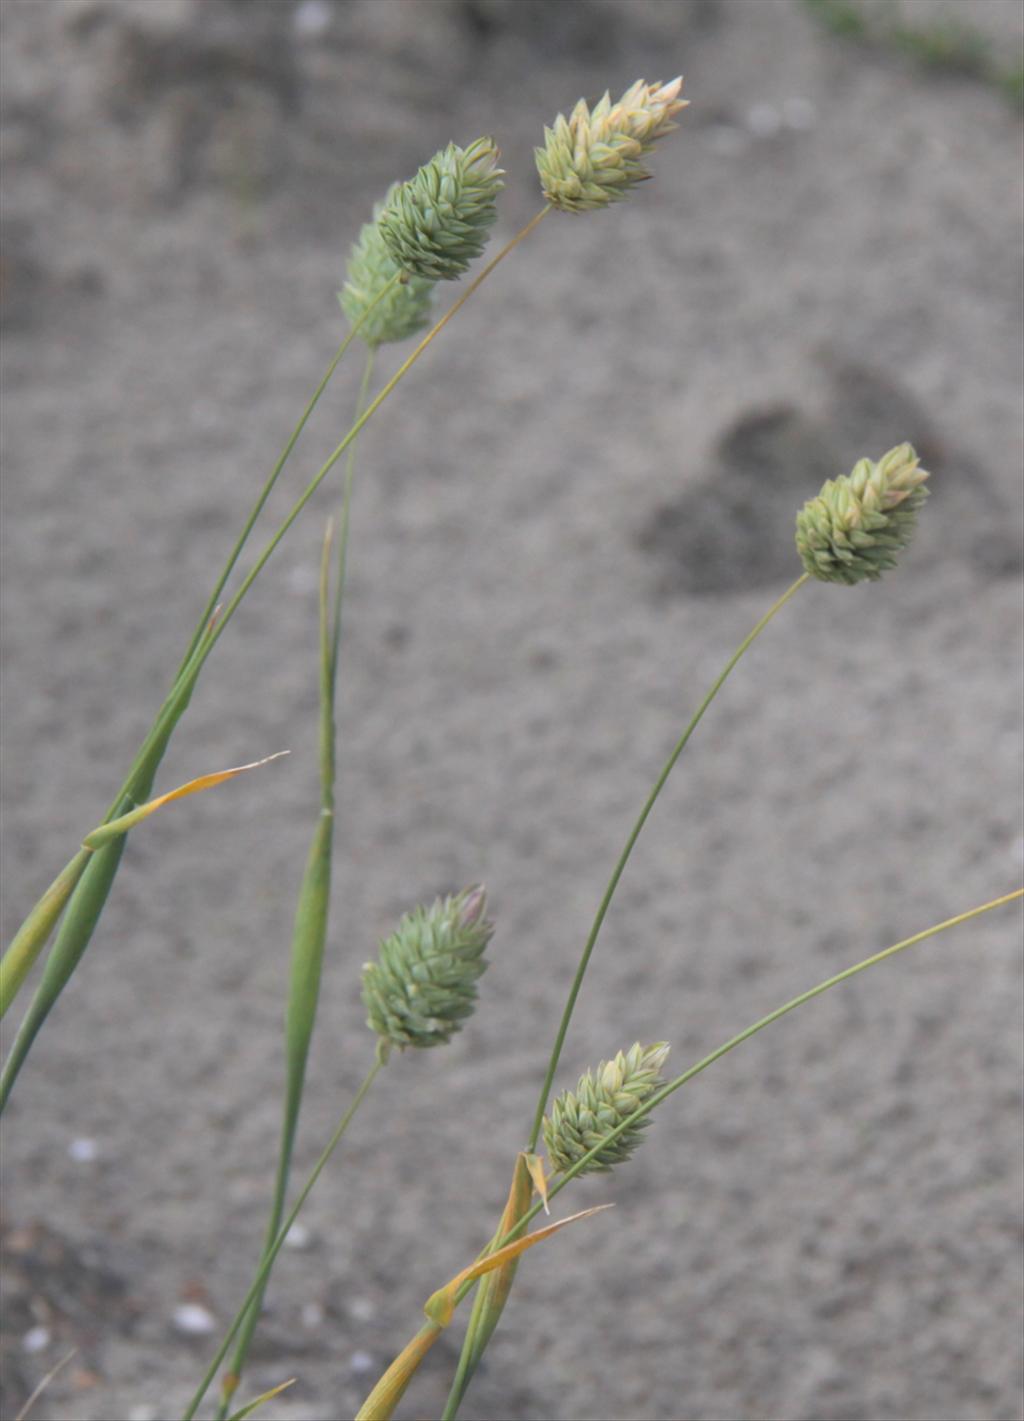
795, 443, 930, 585
378, 139, 505, 281
535, 77, 687, 213
362, 887, 494, 1052
338, 185, 436, 348
544, 1042, 670, 1176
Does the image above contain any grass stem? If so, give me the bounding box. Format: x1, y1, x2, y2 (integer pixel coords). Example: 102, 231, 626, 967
182, 1054, 386, 1421
526, 573, 810, 1153
213, 350, 376, 1420
185, 207, 552, 682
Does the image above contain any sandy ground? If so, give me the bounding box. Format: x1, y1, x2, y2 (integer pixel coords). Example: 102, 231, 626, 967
1, 2, 1022, 1419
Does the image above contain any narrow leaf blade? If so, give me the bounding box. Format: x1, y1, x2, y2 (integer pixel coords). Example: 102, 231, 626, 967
354, 1323, 441, 1421
424, 1204, 614, 1327
82, 753, 289, 848
224, 1378, 296, 1421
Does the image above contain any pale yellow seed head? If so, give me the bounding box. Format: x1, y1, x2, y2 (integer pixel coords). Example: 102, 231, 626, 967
536, 77, 688, 213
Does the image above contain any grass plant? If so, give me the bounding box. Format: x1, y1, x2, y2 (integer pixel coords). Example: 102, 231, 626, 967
2, 71, 1020, 1421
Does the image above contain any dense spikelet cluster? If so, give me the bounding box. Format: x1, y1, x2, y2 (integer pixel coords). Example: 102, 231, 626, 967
338, 185, 436, 347
378, 139, 505, 281
361, 887, 494, 1051
795, 443, 930, 585
535, 78, 687, 213
543, 1042, 670, 1176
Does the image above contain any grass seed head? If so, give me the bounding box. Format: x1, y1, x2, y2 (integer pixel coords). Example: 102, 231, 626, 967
338, 184, 436, 347
543, 1041, 670, 1176
361, 886, 494, 1050
795, 442, 930, 585
378, 138, 505, 281
535, 77, 688, 213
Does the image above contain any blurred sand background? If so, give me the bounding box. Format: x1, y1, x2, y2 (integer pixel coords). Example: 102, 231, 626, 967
1, 1, 1022, 1418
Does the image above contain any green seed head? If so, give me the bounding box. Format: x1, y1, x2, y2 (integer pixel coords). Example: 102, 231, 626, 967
362, 886, 494, 1050
543, 1042, 670, 1176
535, 77, 687, 213
378, 138, 505, 281
795, 443, 930, 585
338, 185, 436, 347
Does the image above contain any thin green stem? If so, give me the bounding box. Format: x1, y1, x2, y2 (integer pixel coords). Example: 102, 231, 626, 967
104, 279, 398, 830
213, 350, 376, 1421
182, 1055, 386, 1421
440, 1311, 483, 1417
176, 283, 396, 681
440, 1214, 507, 1420
439, 888, 1023, 1419
328, 349, 376, 750
186, 207, 552, 685
526, 572, 810, 1152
